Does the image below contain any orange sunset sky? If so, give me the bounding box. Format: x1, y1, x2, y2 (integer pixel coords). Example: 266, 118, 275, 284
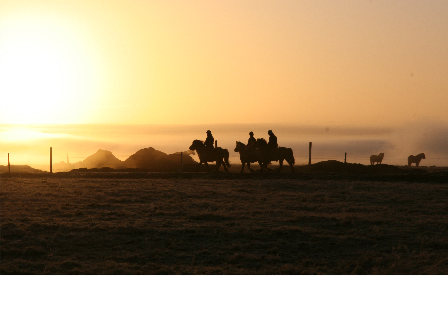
1, 1, 448, 167
1, 0, 447, 126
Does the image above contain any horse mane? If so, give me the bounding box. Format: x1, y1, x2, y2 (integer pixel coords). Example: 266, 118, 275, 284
256, 138, 268, 146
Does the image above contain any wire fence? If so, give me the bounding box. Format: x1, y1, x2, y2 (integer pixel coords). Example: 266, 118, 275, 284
2, 152, 448, 171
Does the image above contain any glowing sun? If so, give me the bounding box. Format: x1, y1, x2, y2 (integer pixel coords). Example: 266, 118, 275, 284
0, 17, 98, 124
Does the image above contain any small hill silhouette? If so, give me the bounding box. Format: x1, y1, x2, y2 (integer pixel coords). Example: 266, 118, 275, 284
50, 147, 197, 172
75, 149, 125, 169
82, 149, 125, 169
0, 165, 46, 174
125, 147, 196, 171
125, 147, 168, 168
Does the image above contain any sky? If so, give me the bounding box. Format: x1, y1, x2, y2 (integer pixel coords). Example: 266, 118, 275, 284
1, 0, 447, 166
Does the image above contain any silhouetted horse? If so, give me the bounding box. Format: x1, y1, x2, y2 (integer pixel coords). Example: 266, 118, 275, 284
234, 141, 265, 173
189, 140, 231, 172
370, 153, 384, 165
255, 138, 295, 173
408, 153, 425, 167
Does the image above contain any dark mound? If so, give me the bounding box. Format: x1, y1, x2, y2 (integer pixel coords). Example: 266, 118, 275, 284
74, 149, 125, 169
124, 147, 196, 172
302, 160, 404, 174
0, 165, 46, 174
365, 163, 408, 174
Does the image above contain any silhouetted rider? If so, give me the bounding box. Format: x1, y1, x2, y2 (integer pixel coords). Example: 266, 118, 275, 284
247, 131, 256, 147
204, 130, 214, 148
268, 130, 278, 148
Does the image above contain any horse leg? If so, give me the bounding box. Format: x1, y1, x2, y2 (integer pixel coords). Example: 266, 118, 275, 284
260, 161, 269, 172
222, 159, 228, 172
204, 162, 210, 173
247, 162, 255, 172
277, 159, 283, 173
196, 162, 202, 172
240, 162, 245, 173
264, 160, 273, 171
288, 159, 295, 173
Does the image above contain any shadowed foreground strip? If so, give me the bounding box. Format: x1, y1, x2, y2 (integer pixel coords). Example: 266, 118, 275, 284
1, 175, 447, 274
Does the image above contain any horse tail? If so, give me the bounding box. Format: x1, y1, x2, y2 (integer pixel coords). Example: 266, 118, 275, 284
224, 149, 231, 167
408, 155, 412, 166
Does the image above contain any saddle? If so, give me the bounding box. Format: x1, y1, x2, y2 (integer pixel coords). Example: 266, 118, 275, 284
205, 146, 216, 159
264, 146, 279, 161
246, 146, 259, 161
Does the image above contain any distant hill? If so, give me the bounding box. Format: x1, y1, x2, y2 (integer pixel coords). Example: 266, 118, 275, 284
0, 165, 46, 174
52, 147, 197, 172
76, 149, 125, 169
53, 149, 125, 171
125, 147, 196, 171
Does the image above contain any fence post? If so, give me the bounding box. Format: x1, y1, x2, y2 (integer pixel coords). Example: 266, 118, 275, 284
344, 152, 347, 164
181, 151, 183, 173
309, 142, 312, 165
8, 153, 10, 173
50, 147, 53, 173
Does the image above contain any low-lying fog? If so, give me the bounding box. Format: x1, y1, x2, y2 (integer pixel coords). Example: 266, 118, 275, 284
1, 121, 447, 170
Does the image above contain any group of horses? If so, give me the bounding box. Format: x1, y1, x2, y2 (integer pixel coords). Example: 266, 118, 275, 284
189, 138, 295, 173
369, 152, 426, 167
189, 139, 426, 173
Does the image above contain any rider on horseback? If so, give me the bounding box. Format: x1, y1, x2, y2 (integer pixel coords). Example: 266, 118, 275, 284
204, 130, 215, 156
246, 131, 257, 161
247, 131, 256, 147
268, 130, 278, 148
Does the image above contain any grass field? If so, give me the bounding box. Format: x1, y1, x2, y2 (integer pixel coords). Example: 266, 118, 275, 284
1, 172, 448, 274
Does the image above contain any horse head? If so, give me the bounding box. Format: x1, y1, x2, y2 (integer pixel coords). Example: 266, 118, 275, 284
189, 140, 204, 151
420, 153, 426, 159
234, 141, 245, 152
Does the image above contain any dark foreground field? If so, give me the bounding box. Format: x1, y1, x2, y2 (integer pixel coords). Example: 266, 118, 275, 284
1, 172, 448, 274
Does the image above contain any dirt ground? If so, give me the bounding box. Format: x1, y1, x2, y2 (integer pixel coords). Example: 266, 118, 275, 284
1, 172, 447, 274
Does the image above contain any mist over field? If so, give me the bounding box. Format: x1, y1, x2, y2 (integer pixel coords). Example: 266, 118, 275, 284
1, 120, 448, 169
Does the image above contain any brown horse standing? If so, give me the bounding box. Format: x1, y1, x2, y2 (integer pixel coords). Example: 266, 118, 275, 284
234, 141, 265, 173
189, 140, 231, 172
255, 138, 295, 173
408, 153, 425, 166
370, 153, 384, 165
